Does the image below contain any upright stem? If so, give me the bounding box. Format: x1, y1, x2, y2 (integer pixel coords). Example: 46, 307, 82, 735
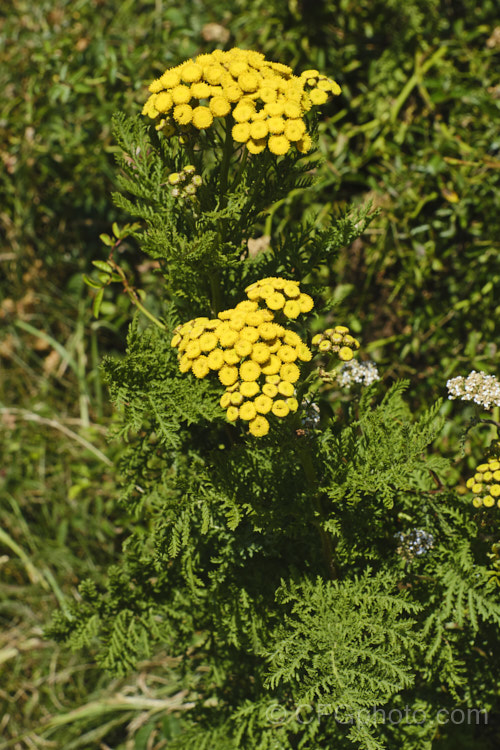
210, 272, 222, 317
219, 117, 233, 209
297, 443, 339, 580
209, 118, 234, 316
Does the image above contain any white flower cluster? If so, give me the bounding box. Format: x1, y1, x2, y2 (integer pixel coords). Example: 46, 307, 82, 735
395, 529, 434, 560
446, 370, 500, 410
336, 359, 380, 389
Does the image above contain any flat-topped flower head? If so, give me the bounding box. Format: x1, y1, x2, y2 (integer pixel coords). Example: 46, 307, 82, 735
447, 371, 500, 410
466, 456, 500, 509
143, 48, 341, 154
312, 325, 360, 365
171, 276, 317, 436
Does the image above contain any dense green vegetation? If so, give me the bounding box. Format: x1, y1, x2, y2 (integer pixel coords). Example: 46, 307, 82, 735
1, 1, 499, 747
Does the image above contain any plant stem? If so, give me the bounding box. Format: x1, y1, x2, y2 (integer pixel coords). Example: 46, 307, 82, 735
297, 442, 339, 580
219, 117, 233, 209
210, 272, 222, 316
132, 296, 167, 330
107, 259, 166, 331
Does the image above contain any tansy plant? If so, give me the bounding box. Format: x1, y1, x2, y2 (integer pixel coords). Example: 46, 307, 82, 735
53, 49, 500, 750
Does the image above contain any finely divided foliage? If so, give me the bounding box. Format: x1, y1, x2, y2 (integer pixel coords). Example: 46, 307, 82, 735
48, 47, 500, 750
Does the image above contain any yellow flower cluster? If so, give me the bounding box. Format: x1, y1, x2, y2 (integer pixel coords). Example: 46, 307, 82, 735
171, 277, 314, 436
168, 164, 202, 200
142, 48, 341, 156
311, 326, 360, 362
466, 457, 500, 508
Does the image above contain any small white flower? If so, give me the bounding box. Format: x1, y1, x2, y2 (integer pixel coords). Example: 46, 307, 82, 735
446, 371, 500, 410
337, 360, 380, 388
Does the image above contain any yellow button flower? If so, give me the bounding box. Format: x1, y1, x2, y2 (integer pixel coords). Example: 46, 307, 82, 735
240, 360, 261, 381
268, 135, 291, 155
204, 65, 223, 85
260, 354, 281, 375
339, 347, 354, 361
239, 401, 257, 421
236, 300, 259, 312
238, 71, 260, 92
209, 95, 231, 117
192, 356, 210, 378
218, 328, 239, 348
229, 314, 246, 331
254, 394, 273, 414
179, 355, 192, 373
283, 300, 301, 319
280, 363, 300, 383
199, 332, 218, 352
278, 381, 295, 397
234, 338, 253, 357
230, 391, 244, 406
181, 62, 203, 83
283, 282, 300, 298
173, 104, 193, 125
251, 342, 272, 364
310, 88, 328, 105
258, 323, 281, 340
185, 340, 202, 358
262, 383, 278, 398
287, 397, 299, 412
298, 293, 314, 312
296, 344, 312, 362
240, 381, 260, 398
226, 406, 239, 422
225, 84, 244, 103
192, 106, 214, 130
239, 326, 260, 343
190, 81, 211, 99
249, 416, 270, 437
250, 120, 269, 140
220, 392, 231, 409
283, 101, 302, 119
284, 119, 307, 141
232, 122, 251, 142
297, 134, 313, 153
171, 85, 192, 104
207, 349, 224, 370
267, 116, 286, 134
233, 102, 255, 122
155, 92, 173, 113
272, 399, 290, 418
266, 292, 286, 310
223, 348, 240, 365
277, 345, 297, 363
219, 365, 239, 386
159, 69, 181, 88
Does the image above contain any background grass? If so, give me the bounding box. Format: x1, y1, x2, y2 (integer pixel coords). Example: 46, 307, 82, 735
1, 0, 499, 746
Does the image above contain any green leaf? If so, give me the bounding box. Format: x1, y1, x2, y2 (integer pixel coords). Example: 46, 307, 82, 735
92, 260, 113, 272
82, 273, 103, 289
93, 288, 104, 318
99, 233, 114, 246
